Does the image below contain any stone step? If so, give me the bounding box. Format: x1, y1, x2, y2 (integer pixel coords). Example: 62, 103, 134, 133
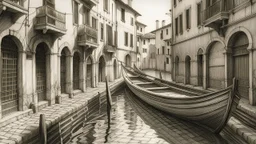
73, 90, 83, 96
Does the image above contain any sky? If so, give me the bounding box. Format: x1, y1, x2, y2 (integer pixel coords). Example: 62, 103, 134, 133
133, 0, 171, 33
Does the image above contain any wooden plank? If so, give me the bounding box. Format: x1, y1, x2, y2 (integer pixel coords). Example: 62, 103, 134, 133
146, 87, 169, 91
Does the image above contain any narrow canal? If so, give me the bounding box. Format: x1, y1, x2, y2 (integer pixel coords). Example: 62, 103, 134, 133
70, 89, 241, 144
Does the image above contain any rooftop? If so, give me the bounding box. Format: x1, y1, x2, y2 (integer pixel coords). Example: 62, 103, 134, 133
141, 33, 155, 39
151, 23, 172, 33
115, 0, 141, 16
136, 21, 147, 27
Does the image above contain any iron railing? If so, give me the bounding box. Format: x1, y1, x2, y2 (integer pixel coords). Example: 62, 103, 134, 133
202, 0, 225, 21
35, 5, 66, 31
227, 0, 250, 10
78, 25, 98, 45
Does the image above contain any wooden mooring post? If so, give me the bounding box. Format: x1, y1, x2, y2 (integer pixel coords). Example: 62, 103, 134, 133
159, 71, 163, 79
105, 76, 113, 126
39, 114, 47, 144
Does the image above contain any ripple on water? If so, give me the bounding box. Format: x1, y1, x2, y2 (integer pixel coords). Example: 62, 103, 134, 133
70, 88, 229, 144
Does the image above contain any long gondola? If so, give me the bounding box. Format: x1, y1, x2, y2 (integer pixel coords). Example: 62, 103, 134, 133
122, 65, 240, 134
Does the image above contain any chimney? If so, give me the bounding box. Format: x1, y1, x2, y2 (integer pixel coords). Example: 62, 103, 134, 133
156, 20, 159, 29
128, 0, 132, 6
162, 20, 165, 27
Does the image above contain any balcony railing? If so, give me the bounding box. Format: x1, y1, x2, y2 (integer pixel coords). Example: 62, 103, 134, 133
227, 0, 250, 10
35, 5, 66, 34
0, 0, 28, 15
78, 25, 98, 48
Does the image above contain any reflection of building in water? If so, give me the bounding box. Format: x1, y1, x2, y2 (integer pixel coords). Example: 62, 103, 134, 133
124, 98, 138, 130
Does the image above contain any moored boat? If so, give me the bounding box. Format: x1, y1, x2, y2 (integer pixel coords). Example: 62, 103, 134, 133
122, 65, 240, 134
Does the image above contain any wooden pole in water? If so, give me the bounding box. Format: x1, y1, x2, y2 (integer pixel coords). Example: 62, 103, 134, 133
105, 76, 112, 127
39, 114, 47, 144
159, 71, 163, 79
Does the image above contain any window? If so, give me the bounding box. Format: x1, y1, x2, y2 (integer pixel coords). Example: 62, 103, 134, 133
121, 8, 125, 22
104, 0, 108, 11
148, 39, 150, 43
83, 8, 90, 25
166, 58, 169, 64
143, 40, 145, 45
162, 46, 165, 54
107, 25, 113, 45
131, 17, 134, 26
92, 17, 97, 29
130, 34, 133, 47
197, 2, 202, 26
137, 26, 139, 30
73, 1, 79, 24
167, 42, 170, 46
114, 31, 117, 46
137, 37, 139, 42
175, 17, 178, 35
179, 14, 183, 34
174, 0, 176, 6
166, 29, 169, 35
140, 28, 142, 32
158, 49, 160, 54
186, 8, 191, 29
160, 30, 163, 39
168, 49, 170, 55
124, 32, 128, 46
101, 23, 104, 40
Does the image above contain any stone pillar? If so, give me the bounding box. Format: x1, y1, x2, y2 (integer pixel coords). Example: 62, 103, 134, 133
32, 53, 38, 111
224, 49, 232, 87
57, 54, 61, 96
46, 53, 58, 105
249, 49, 256, 105
80, 60, 86, 92
66, 55, 73, 97
18, 51, 26, 111
203, 54, 207, 89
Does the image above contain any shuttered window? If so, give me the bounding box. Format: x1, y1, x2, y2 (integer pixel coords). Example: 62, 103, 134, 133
175, 17, 178, 35
92, 17, 97, 29
83, 7, 90, 25
130, 34, 133, 47
124, 32, 128, 46
179, 14, 183, 34
104, 0, 109, 11
73, 1, 78, 24
121, 8, 125, 22
186, 8, 191, 29
107, 25, 113, 45
101, 23, 104, 40
197, 2, 202, 26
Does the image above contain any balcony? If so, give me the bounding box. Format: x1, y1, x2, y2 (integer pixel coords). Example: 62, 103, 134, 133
80, 0, 97, 8
104, 45, 116, 53
34, 5, 66, 35
0, 0, 28, 15
202, 0, 229, 28
77, 25, 98, 49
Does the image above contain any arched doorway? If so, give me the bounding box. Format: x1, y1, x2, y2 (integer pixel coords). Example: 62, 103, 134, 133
86, 57, 93, 88
197, 49, 203, 86
113, 59, 117, 79
60, 47, 70, 94
230, 32, 249, 99
185, 56, 191, 84
175, 56, 179, 82
98, 56, 106, 82
73, 52, 80, 90
208, 42, 225, 89
36, 43, 48, 102
1, 36, 19, 116
125, 54, 131, 67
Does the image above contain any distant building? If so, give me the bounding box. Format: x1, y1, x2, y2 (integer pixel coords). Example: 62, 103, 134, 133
140, 33, 156, 69
136, 21, 147, 68
151, 21, 172, 72
171, 0, 256, 105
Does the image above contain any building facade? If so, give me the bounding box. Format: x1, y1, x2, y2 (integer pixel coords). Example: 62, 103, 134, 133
136, 21, 146, 68
152, 21, 172, 72
171, 0, 256, 106
0, 0, 140, 118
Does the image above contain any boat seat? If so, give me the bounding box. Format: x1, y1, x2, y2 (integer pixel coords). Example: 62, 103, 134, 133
146, 87, 169, 91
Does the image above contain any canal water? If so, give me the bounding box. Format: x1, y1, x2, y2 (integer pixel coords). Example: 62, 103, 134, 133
70, 88, 238, 144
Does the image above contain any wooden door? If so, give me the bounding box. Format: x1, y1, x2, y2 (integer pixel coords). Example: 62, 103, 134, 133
1, 37, 18, 116
60, 52, 66, 93
36, 44, 47, 102
86, 58, 92, 88
73, 53, 80, 90
232, 33, 249, 99
185, 56, 191, 84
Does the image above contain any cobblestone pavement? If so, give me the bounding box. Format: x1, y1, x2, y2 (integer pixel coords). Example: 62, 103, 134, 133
70, 88, 231, 144
0, 79, 123, 144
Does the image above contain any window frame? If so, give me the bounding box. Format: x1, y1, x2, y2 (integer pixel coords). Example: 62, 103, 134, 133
73, 1, 79, 25
121, 8, 125, 22
124, 32, 128, 46
186, 7, 191, 30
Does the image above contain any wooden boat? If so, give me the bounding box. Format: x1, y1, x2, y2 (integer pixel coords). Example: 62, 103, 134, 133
122, 65, 240, 134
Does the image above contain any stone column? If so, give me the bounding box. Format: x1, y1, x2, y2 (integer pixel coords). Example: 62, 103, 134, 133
80, 60, 86, 92
203, 54, 207, 89
66, 55, 73, 98
249, 49, 256, 105
32, 53, 38, 111
18, 51, 26, 111
57, 54, 61, 96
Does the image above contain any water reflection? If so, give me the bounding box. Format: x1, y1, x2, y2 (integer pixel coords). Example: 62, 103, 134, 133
70, 88, 232, 144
